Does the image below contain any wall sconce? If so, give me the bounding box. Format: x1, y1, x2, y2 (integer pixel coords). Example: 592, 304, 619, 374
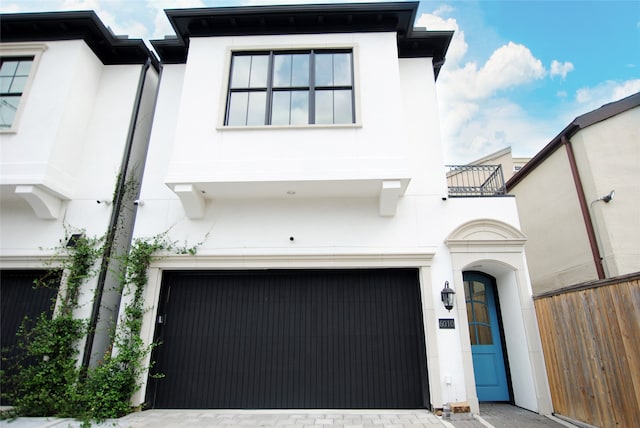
441, 281, 455, 312
598, 190, 615, 203
66, 233, 83, 248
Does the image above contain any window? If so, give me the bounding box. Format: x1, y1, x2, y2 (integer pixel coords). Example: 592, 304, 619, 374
225, 50, 354, 126
0, 57, 34, 129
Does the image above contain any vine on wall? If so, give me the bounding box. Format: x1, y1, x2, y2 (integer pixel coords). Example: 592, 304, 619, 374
1, 231, 198, 424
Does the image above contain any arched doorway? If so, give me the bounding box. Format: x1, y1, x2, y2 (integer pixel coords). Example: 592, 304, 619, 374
463, 271, 509, 401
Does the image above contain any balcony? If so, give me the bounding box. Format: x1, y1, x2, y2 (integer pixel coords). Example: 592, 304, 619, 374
446, 165, 507, 197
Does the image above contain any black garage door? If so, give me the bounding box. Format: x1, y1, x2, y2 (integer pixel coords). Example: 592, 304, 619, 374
1, 270, 60, 405
147, 269, 428, 409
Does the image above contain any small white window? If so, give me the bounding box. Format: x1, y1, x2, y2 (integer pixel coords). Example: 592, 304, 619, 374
0, 43, 46, 133
0, 57, 33, 129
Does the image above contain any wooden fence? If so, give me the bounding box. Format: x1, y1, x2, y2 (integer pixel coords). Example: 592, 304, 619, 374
534, 273, 640, 427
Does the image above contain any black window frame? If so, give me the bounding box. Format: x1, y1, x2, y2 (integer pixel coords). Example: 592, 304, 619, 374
0, 56, 34, 129
224, 49, 355, 126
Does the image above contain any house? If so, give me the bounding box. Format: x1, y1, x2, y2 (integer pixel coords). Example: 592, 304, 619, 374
126, 1, 552, 415
0, 11, 159, 377
506, 92, 640, 294
505, 92, 640, 427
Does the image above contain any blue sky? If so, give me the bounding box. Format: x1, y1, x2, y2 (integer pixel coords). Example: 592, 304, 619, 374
2, 0, 639, 163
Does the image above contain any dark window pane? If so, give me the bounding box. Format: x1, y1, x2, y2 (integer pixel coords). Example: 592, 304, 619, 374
477, 325, 493, 345
473, 302, 490, 324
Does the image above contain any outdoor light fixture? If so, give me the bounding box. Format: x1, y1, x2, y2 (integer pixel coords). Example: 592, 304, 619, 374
441, 281, 455, 311
600, 190, 615, 203
66, 233, 83, 248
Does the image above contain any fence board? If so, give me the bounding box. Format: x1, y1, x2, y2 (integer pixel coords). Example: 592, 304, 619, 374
534, 275, 640, 427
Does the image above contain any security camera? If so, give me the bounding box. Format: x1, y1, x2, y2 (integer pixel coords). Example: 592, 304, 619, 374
289, 236, 295, 241
133, 200, 144, 206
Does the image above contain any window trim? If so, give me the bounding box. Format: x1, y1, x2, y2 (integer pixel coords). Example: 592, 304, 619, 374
218, 44, 362, 130
0, 43, 47, 134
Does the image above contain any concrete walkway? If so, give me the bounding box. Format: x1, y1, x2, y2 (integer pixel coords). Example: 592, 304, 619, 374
0, 405, 579, 428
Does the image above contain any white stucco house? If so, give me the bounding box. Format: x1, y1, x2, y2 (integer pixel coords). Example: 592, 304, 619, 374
122, 1, 553, 415
0, 11, 159, 372
1, 1, 554, 416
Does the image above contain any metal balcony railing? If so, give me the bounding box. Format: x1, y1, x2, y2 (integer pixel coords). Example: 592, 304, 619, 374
446, 165, 507, 197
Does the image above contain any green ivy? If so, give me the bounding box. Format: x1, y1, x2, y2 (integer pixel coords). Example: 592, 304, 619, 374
2, 232, 100, 418
1, 231, 201, 424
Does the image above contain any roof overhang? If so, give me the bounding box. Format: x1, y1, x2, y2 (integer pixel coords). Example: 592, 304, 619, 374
151, 1, 453, 78
506, 91, 640, 190
0, 11, 159, 71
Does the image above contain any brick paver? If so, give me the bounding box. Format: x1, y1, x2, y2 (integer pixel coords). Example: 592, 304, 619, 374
0, 405, 577, 428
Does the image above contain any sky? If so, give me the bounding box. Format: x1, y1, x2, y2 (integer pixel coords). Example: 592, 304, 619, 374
2, 0, 639, 163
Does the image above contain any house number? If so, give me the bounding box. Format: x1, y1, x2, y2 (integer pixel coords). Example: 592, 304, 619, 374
439, 318, 455, 329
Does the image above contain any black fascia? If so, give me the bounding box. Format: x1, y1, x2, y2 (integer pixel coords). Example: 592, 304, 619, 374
0, 11, 159, 72
150, 2, 453, 77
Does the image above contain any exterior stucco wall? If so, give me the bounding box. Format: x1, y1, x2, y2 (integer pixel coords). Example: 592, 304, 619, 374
0, 39, 152, 324
165, 32, 414, 188
510, 147, 597, 294
132, 30, 549, 414
571, 107, 640, 277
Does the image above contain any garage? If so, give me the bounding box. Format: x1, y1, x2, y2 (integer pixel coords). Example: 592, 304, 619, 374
146, 269, 429, 409
1, 270, 60, 405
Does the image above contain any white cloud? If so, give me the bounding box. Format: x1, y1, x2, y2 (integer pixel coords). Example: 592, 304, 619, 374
417, 11, 550, 163
550, 60, 574, 79
572, 79, 640, 116
147, 0, 206, 39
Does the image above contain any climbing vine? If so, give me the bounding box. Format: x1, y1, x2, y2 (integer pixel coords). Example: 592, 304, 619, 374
1, 231, 200, 424
2, 232, 102, 418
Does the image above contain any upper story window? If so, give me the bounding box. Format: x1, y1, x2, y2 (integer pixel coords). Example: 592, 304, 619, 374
225, 50, 354, 126
1, 57, 34, 129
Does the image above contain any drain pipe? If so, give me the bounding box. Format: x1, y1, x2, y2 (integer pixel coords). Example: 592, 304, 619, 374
81, 58, 153, 370
562, 135, 606, 279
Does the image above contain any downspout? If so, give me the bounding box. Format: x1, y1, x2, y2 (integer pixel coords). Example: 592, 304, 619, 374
562, 135, 606, 279
81, 58, 153, 370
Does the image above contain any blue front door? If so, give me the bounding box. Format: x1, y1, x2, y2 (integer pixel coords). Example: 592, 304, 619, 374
464, 272, 509, 401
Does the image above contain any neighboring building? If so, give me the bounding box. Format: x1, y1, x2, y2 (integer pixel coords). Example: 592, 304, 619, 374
0, 11, 159, 373
128, 2, 552, 415
467, 147, 530, 181
507, 92, 640, 295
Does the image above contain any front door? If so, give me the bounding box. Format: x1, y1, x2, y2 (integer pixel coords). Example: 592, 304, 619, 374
464, 272, 509, 401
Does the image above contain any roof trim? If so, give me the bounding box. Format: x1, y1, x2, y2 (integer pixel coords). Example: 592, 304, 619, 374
150, 1, 453, 79
0, 10, 159, 71
506, 91, 640, 190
